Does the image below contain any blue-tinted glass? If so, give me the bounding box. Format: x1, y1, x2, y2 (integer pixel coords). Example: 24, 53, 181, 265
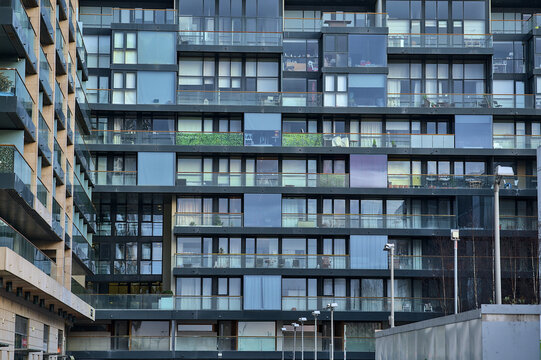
387, 1, 409, 19
244, 194, 281, 227
464, 1, 486, 20
350, 235, 388, 269
243, 275, 281, 310
455, 115, 492, 149
350, 154, 387, 188
137, 152, 175, 186
244, 113, 281, 146
348, 35, 387, 67
137, 72, 175, 104
348, 74, 387, 107
138, 32, 175, 64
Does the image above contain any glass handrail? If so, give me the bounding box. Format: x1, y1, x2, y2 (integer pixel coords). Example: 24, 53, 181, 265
0, 68, 33, 119
0, 217, 56, 279
0, 145, 32, 191
388, 33, 492, 48
176, 172, 349, 187
387, 93, 534, 108
113, 8, 177, 24
387, 174, 536, 190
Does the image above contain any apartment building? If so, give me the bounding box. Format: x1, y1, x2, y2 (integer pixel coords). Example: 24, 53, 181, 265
0, 0, 95, 357
63, 0, 541, 359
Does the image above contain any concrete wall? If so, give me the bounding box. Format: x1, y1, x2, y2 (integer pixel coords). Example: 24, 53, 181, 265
375, 305, 541, 360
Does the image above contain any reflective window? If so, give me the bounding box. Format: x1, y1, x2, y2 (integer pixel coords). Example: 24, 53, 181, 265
244, 194, 281, 227
283, 39, 318, 72
137, 72, 175, 104
138, 32, 176, 64
455, 115, 492, 149
348, 35, 387, 67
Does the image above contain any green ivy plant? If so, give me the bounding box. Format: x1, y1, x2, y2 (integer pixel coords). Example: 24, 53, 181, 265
176, 132, 243, 146
282, 133, 323, 147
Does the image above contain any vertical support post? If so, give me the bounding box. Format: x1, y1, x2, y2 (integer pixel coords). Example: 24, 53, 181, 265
494, 179, 502, 304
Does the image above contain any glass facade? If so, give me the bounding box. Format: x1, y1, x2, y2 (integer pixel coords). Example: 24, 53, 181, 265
61, 0, 541, 359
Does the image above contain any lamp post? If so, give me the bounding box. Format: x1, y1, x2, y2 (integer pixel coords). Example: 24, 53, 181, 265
312, 311, 320, 360
292, 323, 299, 360
298, 317, 306, 360
451, 229, 460, 314
494, 165, 514, 304
383, 243, 395, 327
326, 303, 338, 360
281, 327, 287, 360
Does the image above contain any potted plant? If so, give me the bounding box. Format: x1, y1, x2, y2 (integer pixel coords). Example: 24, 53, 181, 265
372, 139, 377, 148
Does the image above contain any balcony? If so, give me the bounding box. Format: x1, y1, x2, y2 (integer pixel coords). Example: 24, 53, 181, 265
39, 47, 53, 103
387, 33, 492, 50
493, 135, 541, 150
55, 22, 67, 75
39, 0, 54, 44
0, 145, 33, 205
284, 12, 387, 32
36, 176, 48, 208
387, 174, 536, 190
68, 334, 375, 353
178, 16, 282, 48
0, 216, 56, 279
54, 81, 66, 127
38, 113, 52, 165
387, 93, 535, 109
174, 253, 538, 272
283, 132, 454, 148
73, 174, 96, 231
53, 139, 65, 183
0, 0, 38, 72
92, 171, 136, 186
491, 19, 530, 34
176, 172, 349, 188
0, 68, 35, 140
74, 128, 95, 175
52, 198, 63, 237
500, 215, 537, 231
113, 8, 176, 25
174, 213, 456, 229
75, 77, 91, 128
87, 129, 244, 146
72, 223, 91, 268
176, 90, 321, 107
75, 23, 88, 80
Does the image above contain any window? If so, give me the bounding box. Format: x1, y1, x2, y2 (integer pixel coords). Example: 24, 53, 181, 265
535, 38, 541, 69
493, 41, 525, 73
455, 115, 492, 149
283, 39, 318, 72
324, 35, 347, 67
57, 329, 63, 354
350, 154, 388, 188
112, 71, 136, 104
87, 75, 109, 103
348, 74, 386, 107
137, 152, 175, 186
141, 194, 163, 236
324, 75, 347, 107
244, 194, 281, 227
113, 191, 138, 235
348, 35, 387, 67
43, 324, 49, 352
141, 242, 162, 274
113, 32, 136, 64
244, 113, 281, 146
14, 315, 28, 349
84, 35, 110, 68
114, 242, 138, 274
243, 275, 281, 310
138, 32, 176, 64
137, 71, 175, 104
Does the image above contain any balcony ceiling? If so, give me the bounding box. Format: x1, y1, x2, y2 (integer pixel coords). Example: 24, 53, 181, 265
285, 0, 376, 10
79, 0, 173, 9
492, 0, 541, 8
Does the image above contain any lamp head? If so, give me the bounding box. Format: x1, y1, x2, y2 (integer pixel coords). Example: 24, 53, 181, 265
299, 317, 307, 322
496, 165, 514, 177
326, 303, 338, 309
312, 310, 320, 316
292, 323, 299, 327
383, 243, 395, 252
451, 229, 460, 241
281, 327, 287, 331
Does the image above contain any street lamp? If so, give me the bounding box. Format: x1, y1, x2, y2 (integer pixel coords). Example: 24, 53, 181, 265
326, 303, 338, 360
312, 311, 320, 360
292, 323, 299, 360
494, 165, 514, 305
298, 317, 306, 360
383, 243, 395, 328
451, 229, 460, 314
281, 327, 287, 360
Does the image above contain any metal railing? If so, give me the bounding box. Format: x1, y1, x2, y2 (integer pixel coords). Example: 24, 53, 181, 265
493, 135, 541, 150
387, 174, 537, 190
177, 90, 322, 107
392, 255, 538, 272
68, 335, 375, 352
321, 12, 387, 28
388, 33, 492, 48
281, 213, 457, 229
176, 172, 349, 187
178, 16, 282, 46
86, 129, 244, 146
174, 213, 457, 229
92, 171, 137, 186
3, 0, 36, 62
0, 68, 33, 120
282, 132, 454, 148
175, 253, 350, 269
113, 8, 176, 24
499, 215, 537, 231
387, 93, 535, 109
0, 217, 57, 279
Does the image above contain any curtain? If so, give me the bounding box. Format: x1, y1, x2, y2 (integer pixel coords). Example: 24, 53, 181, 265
243, 276, 281, 310
350, 235, 388, 269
